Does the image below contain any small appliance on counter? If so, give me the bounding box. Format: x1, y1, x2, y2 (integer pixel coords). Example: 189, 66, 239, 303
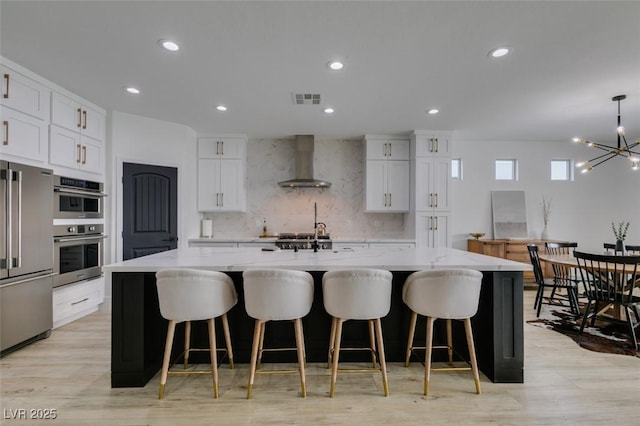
1, 161, 54, 355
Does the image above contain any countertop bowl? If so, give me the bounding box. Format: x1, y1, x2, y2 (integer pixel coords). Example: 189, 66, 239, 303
470, 232, 486, 240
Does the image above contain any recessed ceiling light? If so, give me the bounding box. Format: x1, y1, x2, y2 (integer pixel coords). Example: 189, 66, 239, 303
328, 60, 344, 70
216, 105, 228, 112
125, 87, 140, 94
489, 47, 510, 58
427, 108, 439, 115
323, 107, 335, 114
159, 39, 180, 52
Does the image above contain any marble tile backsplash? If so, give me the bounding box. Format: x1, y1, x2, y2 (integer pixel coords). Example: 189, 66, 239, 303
202, 137, 406, 239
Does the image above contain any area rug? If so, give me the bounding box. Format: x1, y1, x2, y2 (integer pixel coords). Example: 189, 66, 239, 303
527, 306, 639, 358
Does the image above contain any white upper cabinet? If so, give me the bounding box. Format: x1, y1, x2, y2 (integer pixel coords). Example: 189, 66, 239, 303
50, 92, 105, 176
414, 157, 450, 212
0, 62, 50, 163
364, 136, 410, 212
51, 92, 105, 142
198, 136, 246, 159
197, 136, 247, 212
365, 137, 410, 160
0, 105, 48, 162
0, 63, 50, 121
412, 131, 451, 157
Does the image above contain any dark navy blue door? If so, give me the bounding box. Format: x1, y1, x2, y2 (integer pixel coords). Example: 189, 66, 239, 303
122, 163, 178, 260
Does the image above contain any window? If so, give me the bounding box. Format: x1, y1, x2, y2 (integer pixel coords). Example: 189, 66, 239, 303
551, 159, 572, 181
495, 159, 517, 180
451, 158, 462, 180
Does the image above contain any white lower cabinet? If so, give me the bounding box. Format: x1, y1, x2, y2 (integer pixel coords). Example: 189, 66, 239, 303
52, 277, 104, 329
188, 241, 238, 248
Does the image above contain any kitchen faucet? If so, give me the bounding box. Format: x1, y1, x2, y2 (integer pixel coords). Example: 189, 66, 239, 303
312, 202, 319, 252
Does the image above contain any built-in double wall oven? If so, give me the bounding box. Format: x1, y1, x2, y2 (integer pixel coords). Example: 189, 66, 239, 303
54, 176, 105, 220
53, 224, 105, 288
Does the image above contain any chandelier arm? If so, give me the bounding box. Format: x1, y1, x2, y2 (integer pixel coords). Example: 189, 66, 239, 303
581, 140, 623, 152
585, 150, 620, 163
588, 153, 619, 169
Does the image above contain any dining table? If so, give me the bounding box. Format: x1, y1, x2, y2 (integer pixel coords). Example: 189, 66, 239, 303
538, 252, 640, 320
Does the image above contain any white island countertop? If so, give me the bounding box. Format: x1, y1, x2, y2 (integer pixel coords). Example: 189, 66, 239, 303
104, 246, 531, 273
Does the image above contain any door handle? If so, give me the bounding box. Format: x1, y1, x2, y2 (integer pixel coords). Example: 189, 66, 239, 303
77, 144, 82, 163
3, 120, 8, 145
77, 108, 82, 128
82, 145, 87, 164
161, 237, 178, 242
82, 110, 87, 129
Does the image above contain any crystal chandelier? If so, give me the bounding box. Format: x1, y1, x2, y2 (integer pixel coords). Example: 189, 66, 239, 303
573, 95, 639, 173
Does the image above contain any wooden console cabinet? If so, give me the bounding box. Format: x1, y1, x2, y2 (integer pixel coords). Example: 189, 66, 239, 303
468, 239, 553, 280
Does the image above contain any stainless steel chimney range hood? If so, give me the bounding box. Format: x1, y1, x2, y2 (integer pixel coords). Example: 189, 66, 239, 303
278, 135, 331, 189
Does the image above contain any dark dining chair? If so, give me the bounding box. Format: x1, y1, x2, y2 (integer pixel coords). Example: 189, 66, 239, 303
603, 242, 640, 254
544, 242, 581, 315
528, 244, 579, 317
573, 251, 640, 350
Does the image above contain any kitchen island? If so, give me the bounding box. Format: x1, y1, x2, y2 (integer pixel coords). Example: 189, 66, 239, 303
105, 246, 530, 387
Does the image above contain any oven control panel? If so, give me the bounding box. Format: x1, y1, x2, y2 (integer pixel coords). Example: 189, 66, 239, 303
54, 224, 104, 237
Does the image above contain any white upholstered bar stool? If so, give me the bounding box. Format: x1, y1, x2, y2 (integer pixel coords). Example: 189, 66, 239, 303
155, 268, 237, 399
322, 268, 393, 397
242, 269, 314, 399
402, 269, 482, 396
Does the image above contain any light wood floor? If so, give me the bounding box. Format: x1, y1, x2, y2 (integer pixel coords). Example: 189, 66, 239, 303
1, 290, 639, 425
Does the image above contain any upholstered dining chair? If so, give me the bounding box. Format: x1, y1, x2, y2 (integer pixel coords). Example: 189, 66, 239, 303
242, 269, 314, 399
402, 269, 483, 396
155, 268, 237, 399
573, 251, 640, 350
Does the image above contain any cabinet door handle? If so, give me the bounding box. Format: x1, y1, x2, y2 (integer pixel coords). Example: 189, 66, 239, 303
428, 138, 433, 153
220, 140, 224, 156
216, 141, 220, 156
220, 193, 223, 206
434, 138, 439, 153
3, 120, 8, 145
3, 74, 9, 99
434, 216, 439, 230
82, 110, 87, 129
76, 144, 82, 163
388, 193, 392, 207
434, 193, 438, 208
388, 143, 392, 157
82, 145, 87, 164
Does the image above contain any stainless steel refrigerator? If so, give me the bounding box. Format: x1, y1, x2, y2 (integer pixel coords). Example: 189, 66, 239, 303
1, 161, 54, 355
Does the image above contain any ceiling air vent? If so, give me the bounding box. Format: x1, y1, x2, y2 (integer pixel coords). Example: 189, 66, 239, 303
293, 93, 322, 105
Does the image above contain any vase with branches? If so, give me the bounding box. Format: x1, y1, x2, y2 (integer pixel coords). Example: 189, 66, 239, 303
541, 197, 552, 239
612, 221, 630, 254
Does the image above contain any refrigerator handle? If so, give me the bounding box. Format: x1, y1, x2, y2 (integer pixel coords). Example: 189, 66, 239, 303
15, 169, 22, 268
6, 168, 12, 270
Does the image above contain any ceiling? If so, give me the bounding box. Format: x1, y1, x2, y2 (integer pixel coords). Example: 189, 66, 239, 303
1, 1, 639, 142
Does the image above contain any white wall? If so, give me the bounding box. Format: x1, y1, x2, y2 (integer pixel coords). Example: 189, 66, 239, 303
106, 111, 199, 267
106, 112, 639, 258
450, 139, 640, 252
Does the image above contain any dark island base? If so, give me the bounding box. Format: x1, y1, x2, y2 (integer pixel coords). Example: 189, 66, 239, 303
111, 270, 523, 387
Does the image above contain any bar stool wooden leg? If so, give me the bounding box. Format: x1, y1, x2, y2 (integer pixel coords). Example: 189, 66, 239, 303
184, 320, 191, 369
329, 318, 344, 398
464, 318, 481, 394
159, 320, 176, 399
294, 318, 307, 397
424, 316, 434, 396
257, 321, 266, 369
247, 319, 263, 399
446, 319, 453, 366
221, 313, 234, 369
405, 311, 417, 367
327, 316, 337, 368
208, 318, 219, 398
368, 319, 377, 368
374, 318, 389, 396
